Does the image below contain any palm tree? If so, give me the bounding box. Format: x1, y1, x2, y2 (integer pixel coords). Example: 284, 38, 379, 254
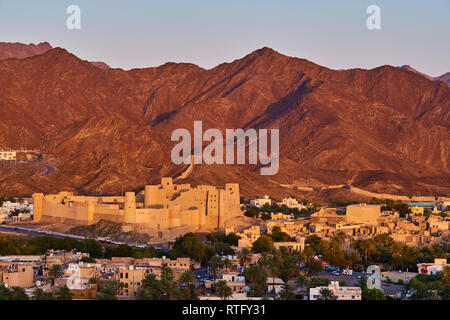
141, 273, 157, 290
439, 266, 450, 283
209, 256, 222, 282
297, 251, 306, 274
97, 287, 118, 300
295, 274, 306, 288
360, 239, 376, 263
317, 288, 337, 300
161, 267, 175, 300
257, 251, 270, 273
283, 255, 299, 280
10, 287, 29, 300
55, 286, 74, 300
179, 270, 195, 287
33, 288, 54, 300
216, 280, 233, 300
279, 283, 296, 300
238, 248, 252, 271
48, 264, 63, 286
303, 246, 315, 275
268, 253, 282, 294
222, 258, 232, 273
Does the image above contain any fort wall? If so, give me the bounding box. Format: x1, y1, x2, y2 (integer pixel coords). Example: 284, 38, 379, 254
33, 178, 242, 233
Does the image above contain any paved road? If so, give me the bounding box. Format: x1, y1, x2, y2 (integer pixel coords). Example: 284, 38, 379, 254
28, 161, 57, 176
314, 270, 405, 296
0, 225, 85, 240
6, 160, 57, 176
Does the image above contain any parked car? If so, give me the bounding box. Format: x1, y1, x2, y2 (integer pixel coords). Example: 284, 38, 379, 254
342, 269, 353, 276
325, 266, 341, 272
331, 271, 340, 276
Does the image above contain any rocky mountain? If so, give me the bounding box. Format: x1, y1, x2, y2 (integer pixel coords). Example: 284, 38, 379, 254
0, 42, 52, 60
0, 45, 448, 201
436, 72, 450, 86
0, 42, 110, 69
398, 65, 450, 86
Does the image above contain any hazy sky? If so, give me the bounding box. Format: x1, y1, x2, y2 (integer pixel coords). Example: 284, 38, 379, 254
0, 0, 449, 76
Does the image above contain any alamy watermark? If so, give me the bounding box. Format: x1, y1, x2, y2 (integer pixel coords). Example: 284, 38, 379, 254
366, 5, 381, 30
367, 265, 382, 290
171, 121, 279, 176
66, 5, 81, 30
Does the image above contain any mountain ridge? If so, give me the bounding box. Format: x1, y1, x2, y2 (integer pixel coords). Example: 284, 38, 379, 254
0, 43, 448, 200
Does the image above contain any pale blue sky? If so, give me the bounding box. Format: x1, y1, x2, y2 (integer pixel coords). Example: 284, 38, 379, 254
0, 0, 448, 76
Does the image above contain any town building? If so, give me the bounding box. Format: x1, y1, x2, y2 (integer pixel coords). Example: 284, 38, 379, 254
417, 259, 448, 275
250, 195, 272, 208
277, 197, 307, 210
0, 150, 16, 160
0, 263, 34, 288
346, 203, 381, 225
309, 281, 361, 300
216, 272, 246, 293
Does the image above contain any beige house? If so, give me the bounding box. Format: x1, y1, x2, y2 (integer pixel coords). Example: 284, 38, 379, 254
0, 263, 34, 288
346, 204, 381, 225
250, 195, 271, 207
274, 240, 305, 253
216, 272, 246, 293
115, 266, 147, 297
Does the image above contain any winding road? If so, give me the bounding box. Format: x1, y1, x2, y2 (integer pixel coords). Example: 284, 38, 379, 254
6, 160, 57, 177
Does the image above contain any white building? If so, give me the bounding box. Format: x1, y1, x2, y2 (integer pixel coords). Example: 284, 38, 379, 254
0, 200, 33, 214
309, 281, 362, 300
417, 259, 448, 275
250, 195, 272, 208
58, 262, 100, 289
267, 277, 284, 295
216, 272, 246, 293
277, 197, 307, 210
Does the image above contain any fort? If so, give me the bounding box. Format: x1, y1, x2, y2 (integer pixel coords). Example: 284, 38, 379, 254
32, 177, 243, 237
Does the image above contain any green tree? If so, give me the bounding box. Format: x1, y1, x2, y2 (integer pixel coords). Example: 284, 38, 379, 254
270, 226, 295, 242
362, 288, 386, 300
33, 288, 54, 300
55, 286, 74, 300
80, 239, 102, 258
0, 234, 19, 255
137, 274, 165, 300
238, 248, 252, 270
112, 244, 134, 257
268, 252, 282, 294
179, 270, 195, 287
252, 235, 274, 253
10, 287, 29, 300
48, 264, 64, 286
161, 267, 176, 300
209, 255, 222, 282
279, 283, 296, 300
224, 233, 241, 246
80, 256, 96, 263
281, 255, 299, 281
317, 288, 337, 300
97, 287, 117, 300
244, 264, 267, 296
216, 280, 233, 300
295, 274, 306, 288
0, 285, 11, 300
303, 246, 315, 274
